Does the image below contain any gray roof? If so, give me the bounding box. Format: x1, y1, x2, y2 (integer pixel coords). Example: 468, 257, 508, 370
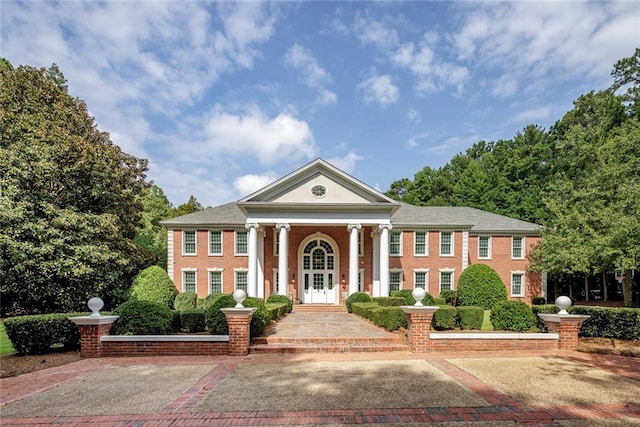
161, 201, 541, 234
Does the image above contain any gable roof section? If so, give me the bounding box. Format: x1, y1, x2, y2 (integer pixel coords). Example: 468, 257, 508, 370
160, 202, 246, 227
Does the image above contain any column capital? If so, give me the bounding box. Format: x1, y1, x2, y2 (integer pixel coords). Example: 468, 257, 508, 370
275, 223, 290, 231
379, 224, 393, 231
347, 223, 362, 231
245, 222, 260, 231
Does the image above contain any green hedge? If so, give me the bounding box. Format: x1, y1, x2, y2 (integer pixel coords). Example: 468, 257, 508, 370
130, 266, 178, 309
433, 297, 446, 305
204, 294, 271, 338
490, 300, 536, 332
4, 313, 86, 355
266, 295, 293, 313
372, 297, 406, 307
531, 304, 559, 330
351, 302, 407, 331
174, 292, 198, 311
569, 306, 640, 340
432, 305, 457, 330
457, 264, 507, 309
179, 309, 206, 333
456, 306, 484, 330
345, 292, 371, 313
531, 296, 547, 305
265, 302, 289, 321
390, 289, 435, 306
112, 299, 173, 335
440, 290, 458, 306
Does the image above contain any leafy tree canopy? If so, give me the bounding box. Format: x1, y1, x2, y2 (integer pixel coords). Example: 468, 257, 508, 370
0, 61, 152, 315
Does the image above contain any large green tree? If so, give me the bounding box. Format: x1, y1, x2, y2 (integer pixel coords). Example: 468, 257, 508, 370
134, 185, 173, 269
0, 62, 152, 315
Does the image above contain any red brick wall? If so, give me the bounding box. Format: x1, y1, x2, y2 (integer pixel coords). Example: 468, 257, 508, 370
429, 338, 557, 352
101, 341, 229, 357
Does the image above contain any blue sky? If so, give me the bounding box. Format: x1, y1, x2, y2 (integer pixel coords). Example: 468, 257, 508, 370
2, 1, 638, 207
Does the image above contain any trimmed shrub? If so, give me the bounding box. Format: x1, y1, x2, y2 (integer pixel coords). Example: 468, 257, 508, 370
351, 302, 407, 331
490, 300, 536, 332
531, 304, 559, 331
130, 266, 178, 309
532, 296, 547, 305
569, 306, 640, 340
457, 264, 508, 309
205, 294, 236, 334
180, 309, 206, 333
112, 299, 173, 335
440, 289, 458, 306
244, 297, 271, 338
4, 313, 85, 355
171, 310, 182, 333
433, 297, 446, 305
200, 293, 226, 311
265, 302, 288, 320
174, 292, 198, 311
266, 294, 293, 313
390, 289, 435, 306
372, 297, 406, 307
196, 298, 207, 309
433, 305, 457, 330
346, 292, 371, 313
456, 306, 484, 330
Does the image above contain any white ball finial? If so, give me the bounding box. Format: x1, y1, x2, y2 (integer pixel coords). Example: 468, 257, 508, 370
555, 295, 572, 314
233, 289, 247, 308
412, 287, 426, 306
87, 297, 104, 317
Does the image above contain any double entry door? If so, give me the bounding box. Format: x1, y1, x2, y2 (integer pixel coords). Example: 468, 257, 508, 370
301, 238, 337, 304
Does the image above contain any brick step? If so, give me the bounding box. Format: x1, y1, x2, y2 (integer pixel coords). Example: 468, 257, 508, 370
252, 336, 404, 345
249, 343, 410, 354
292, 304, 347, 312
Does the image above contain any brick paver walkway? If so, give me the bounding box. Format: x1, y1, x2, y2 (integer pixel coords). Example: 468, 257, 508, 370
1, 350, 639, 426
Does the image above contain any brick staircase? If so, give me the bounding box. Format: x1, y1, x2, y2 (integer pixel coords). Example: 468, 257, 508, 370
291, 304, 348, 312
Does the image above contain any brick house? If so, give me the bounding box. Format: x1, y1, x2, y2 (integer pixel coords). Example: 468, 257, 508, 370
161, 159, 543, 305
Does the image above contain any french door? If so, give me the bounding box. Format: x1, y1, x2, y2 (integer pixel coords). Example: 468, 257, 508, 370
301, 239, 336, 304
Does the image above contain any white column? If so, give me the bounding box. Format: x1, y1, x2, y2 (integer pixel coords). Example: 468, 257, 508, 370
276, 223, 290, 296
257, 229, 265, 298
246, 223, 259, 297
379, 224, 392, 297
462, 230, 469, 271
372, 229, 380, 297
347, 224, 362, 296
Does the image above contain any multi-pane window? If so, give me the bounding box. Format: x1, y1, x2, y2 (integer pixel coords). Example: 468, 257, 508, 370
209, 231, 222, 255
414, 271, 427, 289
512, 237, 524, 259
209, 271, 222, 294
183, 270, 196, 293
235, 271, 248, 291
478, 236, 491, 259
358, 269, 364, 292
235, 231, 248, 255
414, 232, 427, 256
183, 231, 196, 255
390, 232, 402, 256
390, 270, 402, 291
511, 273, 524, 297
273, 229, 279, 256
358, 230, 364, 257
440, 232, 453, 256
440, 271, 453, 291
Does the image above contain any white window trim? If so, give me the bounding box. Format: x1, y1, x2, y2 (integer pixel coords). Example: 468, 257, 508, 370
358, 268, 365, 292
478, 235, 492, 260
413, 268, 430, 289
182, 230, 197, 256
272, 268, 279, 296
511, 270, 525, 297
439, 268, 456, 292
439, 231, 454, 257
389, 268, 404, 291
208, 230, 223, 256
414, 231, 429, 257
512, 236, 525, 260
207, 268, 224, 295
390, 231, 403, 257
235, 230, 248, 256
359, 230, 364, 257
234, 268, 249, 290
273, 229, 279, 256
181, 267, 197, 293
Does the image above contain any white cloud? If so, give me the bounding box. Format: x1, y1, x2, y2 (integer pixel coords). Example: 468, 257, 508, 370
316, 89, 338, 106
326, 152, 362, 174
490, 74, 519, 98
285, 44, 337, 106
234, 173, 278, 197
360, 74, 399, 106
511, 107, 551, 124
205, 107, 317, 166
407, 108, 421, 125
353, 13, 400, 49
406, 131, 431, 149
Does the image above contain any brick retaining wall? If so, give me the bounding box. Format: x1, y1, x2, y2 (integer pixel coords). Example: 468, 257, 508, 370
100, 336, 229, 357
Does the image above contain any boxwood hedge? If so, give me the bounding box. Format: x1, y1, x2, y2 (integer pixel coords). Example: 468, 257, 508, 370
4, 313, 86, 355
457, 264, 507, 309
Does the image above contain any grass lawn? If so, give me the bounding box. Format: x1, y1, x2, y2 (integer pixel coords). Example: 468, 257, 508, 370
0, 320, 16, 355
481, 310, 494, 331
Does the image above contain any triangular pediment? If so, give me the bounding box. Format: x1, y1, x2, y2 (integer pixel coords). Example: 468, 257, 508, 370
239, 159, 397, 205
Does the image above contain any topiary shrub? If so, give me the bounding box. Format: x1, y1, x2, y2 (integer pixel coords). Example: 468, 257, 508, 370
440, 290, 458, 306
205, 294, 237, 334
457, 264, 507, 309
490, 300, 536, 332
346, 292, 371, 313
456, 306, 484, 330
4, 313, 85, 355
180, 309, 206, 333
112, 299, 173, 335
265, 302, 289, 320
244, 297, 271, 338
390, 289, 435, 306
200, 293, 226, 311
130, 266, 178, 309
372, 297, 406, 307
174, 292, 198, 311
532, 296, 547, 305
266, 294, 293, 313
433, 305, 457, 330
433, 297, 446, 305
350, 302, 407, 331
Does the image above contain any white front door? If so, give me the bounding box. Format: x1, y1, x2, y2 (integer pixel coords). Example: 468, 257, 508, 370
301, 239, 337, 304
